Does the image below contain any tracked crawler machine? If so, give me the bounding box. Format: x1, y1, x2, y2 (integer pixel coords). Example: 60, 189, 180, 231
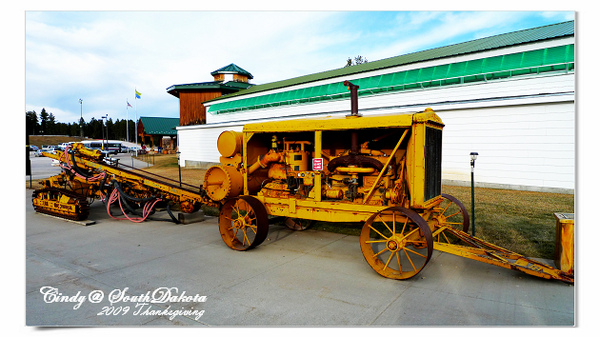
32, 142, 212, 223
33, 81, 573, 283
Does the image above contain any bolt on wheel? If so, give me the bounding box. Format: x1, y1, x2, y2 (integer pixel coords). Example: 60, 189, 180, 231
360, 207, 433, 280
219, 196, 268, 251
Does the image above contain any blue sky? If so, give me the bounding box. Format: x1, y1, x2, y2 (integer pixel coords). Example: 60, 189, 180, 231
24, 10, 574, 125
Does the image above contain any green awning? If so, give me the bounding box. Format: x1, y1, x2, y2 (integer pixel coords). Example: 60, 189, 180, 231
208, 44, 574, 115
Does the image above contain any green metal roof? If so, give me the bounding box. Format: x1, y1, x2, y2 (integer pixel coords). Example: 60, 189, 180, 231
139, 117, 180, 136
206, 20, 574, 105
210, 63, 254, 79
208, 44, 574, 114
166, 81, 254, 98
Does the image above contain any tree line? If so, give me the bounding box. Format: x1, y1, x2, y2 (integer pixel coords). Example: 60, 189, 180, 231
26, 108, 135, 141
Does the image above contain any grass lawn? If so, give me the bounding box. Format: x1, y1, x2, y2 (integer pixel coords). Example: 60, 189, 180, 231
441, 185, 574, 260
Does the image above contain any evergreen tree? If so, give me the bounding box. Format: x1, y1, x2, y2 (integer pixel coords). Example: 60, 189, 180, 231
39, 108, 49, 134
344, 55, 369, 67
47, 112, 57, 135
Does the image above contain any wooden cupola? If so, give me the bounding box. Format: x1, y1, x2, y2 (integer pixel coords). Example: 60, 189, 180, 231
210, 63, 254, 83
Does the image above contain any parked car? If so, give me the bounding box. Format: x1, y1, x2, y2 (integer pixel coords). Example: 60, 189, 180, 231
29, 145, 42, 157
39, 147, 56, 155
41, 145, 59, 153
58, 142, 74, 150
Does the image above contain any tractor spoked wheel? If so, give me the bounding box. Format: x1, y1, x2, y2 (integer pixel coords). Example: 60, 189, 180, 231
219, 196, 269, 251
360, 206, 433, 280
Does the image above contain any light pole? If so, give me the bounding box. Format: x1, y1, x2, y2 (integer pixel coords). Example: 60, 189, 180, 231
470, 152, 478, 236
102, 115, 108, 150
79, 99, 83, 137
105, 114, 109, 146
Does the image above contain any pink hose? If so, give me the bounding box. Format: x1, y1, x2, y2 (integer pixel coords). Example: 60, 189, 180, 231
106, 188, 161, 223
59, 145, 106, 182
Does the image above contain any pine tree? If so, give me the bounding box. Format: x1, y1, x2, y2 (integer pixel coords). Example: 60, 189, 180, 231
39, 108, 49, 135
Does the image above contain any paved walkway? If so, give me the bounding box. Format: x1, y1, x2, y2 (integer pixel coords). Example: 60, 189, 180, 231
26, 194, 574, 326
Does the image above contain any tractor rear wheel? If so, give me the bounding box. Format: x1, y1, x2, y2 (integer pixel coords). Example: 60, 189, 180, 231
437, 193, 470, 232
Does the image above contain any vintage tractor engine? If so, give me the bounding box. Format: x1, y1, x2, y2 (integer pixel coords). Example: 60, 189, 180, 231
202, 81, 444, 220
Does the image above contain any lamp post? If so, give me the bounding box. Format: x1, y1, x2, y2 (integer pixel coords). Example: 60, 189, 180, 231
470, 152, 478, 236
101, 115, 108, 151
79, 99, 83, 137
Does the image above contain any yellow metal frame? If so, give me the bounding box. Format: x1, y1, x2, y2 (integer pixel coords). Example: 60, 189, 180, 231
431, 225, 574, 283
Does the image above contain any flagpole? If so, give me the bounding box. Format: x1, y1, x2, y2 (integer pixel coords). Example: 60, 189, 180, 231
135, 93, 138, 147
126, 100, 129, 143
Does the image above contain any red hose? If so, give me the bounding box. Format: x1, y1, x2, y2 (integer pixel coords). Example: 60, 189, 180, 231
106, 188, 161, 223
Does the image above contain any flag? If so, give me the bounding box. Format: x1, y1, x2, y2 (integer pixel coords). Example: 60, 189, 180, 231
127, 100, 133, 108
135, 90, 142, 99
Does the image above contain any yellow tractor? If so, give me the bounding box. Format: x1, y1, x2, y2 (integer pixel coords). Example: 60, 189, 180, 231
202, 81, 572, 282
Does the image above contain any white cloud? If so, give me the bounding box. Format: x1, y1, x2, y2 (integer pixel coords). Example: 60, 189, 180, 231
25, 11, 573, 126
26, 11, 354, 124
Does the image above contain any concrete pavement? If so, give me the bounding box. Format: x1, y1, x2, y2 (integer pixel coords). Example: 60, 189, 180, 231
25, 192, 574, 326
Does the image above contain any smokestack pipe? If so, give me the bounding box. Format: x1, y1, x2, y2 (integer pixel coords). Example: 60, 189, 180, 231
344, 80, 360, 154
343, 80, 359, 117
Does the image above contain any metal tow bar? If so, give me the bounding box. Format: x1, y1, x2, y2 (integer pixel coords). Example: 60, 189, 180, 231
432, 226, 574, 284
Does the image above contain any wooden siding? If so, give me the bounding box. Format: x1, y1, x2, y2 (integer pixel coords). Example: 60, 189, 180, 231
179, 90, 223, 126
233, 74, 249, 83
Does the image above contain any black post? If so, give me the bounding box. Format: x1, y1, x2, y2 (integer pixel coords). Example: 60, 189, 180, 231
177, 152, 182, 187
471, 166, 475, 236
470, 152, 478, 236
26, 134, 32, 188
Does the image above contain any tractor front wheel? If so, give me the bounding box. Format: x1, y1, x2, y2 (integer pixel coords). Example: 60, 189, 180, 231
218, 196, 269, 251
360, 206, 433, 280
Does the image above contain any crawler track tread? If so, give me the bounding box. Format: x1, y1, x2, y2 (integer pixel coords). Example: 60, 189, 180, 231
32, 187, 90, 221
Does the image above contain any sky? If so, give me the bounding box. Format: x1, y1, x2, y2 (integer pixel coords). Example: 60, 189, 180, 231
23, 9, 575, 126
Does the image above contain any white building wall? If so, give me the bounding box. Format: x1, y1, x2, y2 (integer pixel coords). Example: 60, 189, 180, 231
177, 122, 243, 167
177, 39, 574, 192
439, 102, 574, 192
203, 72, 574, 124
178, 73, 574, 191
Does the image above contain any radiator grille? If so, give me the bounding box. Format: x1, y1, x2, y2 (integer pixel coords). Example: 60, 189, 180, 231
424, 127, 442, 201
